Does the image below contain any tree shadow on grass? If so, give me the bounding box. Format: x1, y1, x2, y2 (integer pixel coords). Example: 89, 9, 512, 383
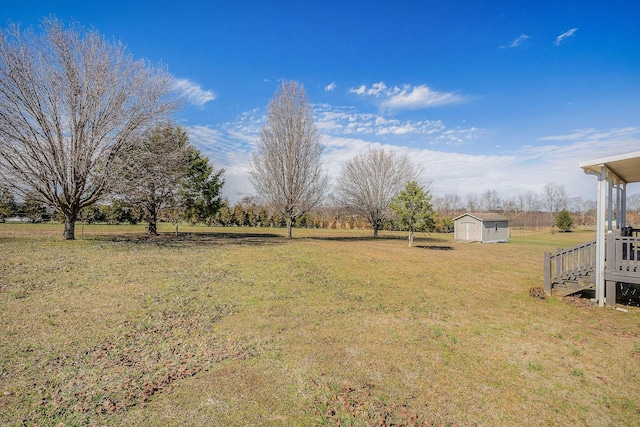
306, 234, 450, 243
415, 245, 455, 251
88, 231, 286, 248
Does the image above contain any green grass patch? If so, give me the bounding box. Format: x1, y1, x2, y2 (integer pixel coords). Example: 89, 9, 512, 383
1, 223, 639, 426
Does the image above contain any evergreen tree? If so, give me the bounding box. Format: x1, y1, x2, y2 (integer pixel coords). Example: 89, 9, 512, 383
116, 122, 190, 234
246, 205, 258, 227
233, 203, 247, 226
79, 205, 105, 224
23, 192, 48, 222
555, 208, 574, 232
0, 186, 17, 220
215, 202, 233, 226
182, 149, 224, 225
257, 207, 269, 227
390, 181, 435, 247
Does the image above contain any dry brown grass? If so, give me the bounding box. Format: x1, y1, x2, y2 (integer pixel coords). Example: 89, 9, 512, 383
1, 223, 639, 426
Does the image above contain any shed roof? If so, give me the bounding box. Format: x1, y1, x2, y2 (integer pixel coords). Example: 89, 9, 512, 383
579, 151, 640, 184
453, 212, 509, 222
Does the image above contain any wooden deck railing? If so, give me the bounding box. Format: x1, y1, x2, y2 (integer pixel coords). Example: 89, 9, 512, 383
544, 240, 596, 294
544, 235, 640, 295
605, 236, 640, 285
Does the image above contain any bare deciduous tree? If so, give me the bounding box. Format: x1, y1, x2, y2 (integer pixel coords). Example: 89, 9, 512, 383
517, 191, 541, 213
627, 193, 640, 214
336, 148, 421, 238
543, 182, 568, 225
0, 18, 176, 239
465, 192, 481, 212
250, 81, 329, 238
481, 189, 502, 212
116, 122, 190, 235
432, 193, 458, 216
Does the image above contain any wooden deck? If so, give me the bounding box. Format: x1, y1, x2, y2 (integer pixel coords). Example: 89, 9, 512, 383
544, 235, 640, 297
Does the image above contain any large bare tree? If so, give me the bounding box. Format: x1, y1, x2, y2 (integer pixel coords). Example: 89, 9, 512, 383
250, 81, 329, 238
116, 122, 190, 235
336, 148, 421, 238
0, 18, 176, 239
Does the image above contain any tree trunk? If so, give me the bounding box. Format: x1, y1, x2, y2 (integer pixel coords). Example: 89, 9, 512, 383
148, 216, 158, 235
373, 224, 379, 238
408, 230, 414, 247
63, 213, 76, 240
286, 217, 293, 239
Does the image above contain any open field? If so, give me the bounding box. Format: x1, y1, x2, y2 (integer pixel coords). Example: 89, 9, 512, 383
1, 223, 639, 426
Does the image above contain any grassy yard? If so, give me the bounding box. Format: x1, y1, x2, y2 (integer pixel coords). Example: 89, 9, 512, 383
1, 223, 639, 426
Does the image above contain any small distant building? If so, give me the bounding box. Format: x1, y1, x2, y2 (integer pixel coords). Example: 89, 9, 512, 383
453, 213, 509, 243
3, 216, 32, 223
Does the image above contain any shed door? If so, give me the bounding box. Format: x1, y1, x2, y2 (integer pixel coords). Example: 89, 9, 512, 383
461, 221, 473, 240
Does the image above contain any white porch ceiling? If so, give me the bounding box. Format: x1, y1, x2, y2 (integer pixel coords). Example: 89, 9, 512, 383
579, 151, 640, 184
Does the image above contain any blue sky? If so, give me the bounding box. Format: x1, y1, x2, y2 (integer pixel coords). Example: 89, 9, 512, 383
2, 1, 640, 203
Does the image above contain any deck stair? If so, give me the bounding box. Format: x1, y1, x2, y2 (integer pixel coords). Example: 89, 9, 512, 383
544, 240, 596, 296
551, 274, 595, 297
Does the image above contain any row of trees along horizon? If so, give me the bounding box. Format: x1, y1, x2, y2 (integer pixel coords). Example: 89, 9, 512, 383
4, 183, 639, 233
1, 19, 639, 241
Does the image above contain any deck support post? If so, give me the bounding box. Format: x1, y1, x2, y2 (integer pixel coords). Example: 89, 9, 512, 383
605, 235, 617, 307
544, 252, 551, 295
595, 165, 607, 307
605, 280, 617, 307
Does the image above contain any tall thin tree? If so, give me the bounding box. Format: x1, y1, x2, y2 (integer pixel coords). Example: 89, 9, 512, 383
250, 81, 329, 238
0, 18, 176, 239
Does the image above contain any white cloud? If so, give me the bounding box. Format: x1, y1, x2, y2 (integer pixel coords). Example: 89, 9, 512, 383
349, 85, 367, 96
383, 85, 464, 110
367, 82, 388, 96
349, 82, 465, 110
555, 28, 578, 46
185, 104, 484, 201
186, 99, 640, 204
324, 82, 336, 91
313, 105, 470, 142
174, 79, 217, 106
507, 34, 529, 48
186, 124, 255, 200
538, 127, 639, 143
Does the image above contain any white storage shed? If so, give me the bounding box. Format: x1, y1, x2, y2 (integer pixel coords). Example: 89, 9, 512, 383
453, 213, 509, 243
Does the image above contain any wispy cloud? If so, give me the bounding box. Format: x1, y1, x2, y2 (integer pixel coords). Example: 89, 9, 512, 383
188, 104, 488, 199
349, 82, 465, 110
537, 127, 640, 143
313, 104, 481, 144
384, 85, 464, 110
324, 82, 336, 92
554, 28, 578, 46
174, 79, 217, 106
502, 34, 529, 49
186, 100, 640, 202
